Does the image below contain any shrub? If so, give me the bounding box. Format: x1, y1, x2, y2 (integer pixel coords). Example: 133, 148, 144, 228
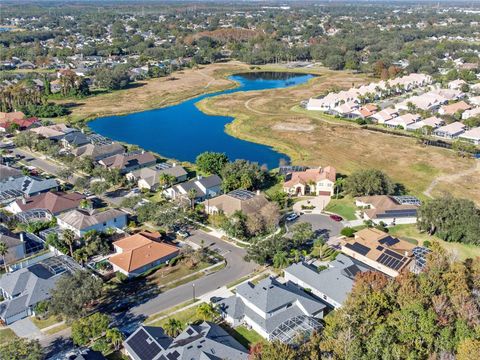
423, 240, 431, 248
340, 227, 356, 237
115, 272, 128, 283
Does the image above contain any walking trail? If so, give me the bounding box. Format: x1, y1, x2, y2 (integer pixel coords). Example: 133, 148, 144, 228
423, 160, 479, 198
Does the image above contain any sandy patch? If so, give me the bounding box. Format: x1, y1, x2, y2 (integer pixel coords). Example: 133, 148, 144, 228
273, 122, 315, 132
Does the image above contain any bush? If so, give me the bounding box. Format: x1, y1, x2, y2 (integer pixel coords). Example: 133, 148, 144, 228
115, 272, 128, 283
423, 240, 431, 248
340, 227, 356, 237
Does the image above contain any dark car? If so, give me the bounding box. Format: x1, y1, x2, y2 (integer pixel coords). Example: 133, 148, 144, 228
329, 214, 343, 222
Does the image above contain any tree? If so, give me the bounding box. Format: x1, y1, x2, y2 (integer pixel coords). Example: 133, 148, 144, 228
291, 222, 315, 247
340, 227, 355, 237
62, 229, 76, 257
49, 270, 103, 319
71, 312, 110, 346
417, 196, 480, 244
220, 159, 266, 192
0, 338, 43, 360
344, 169, 395, 196
0, 241, 8, 272
163, 318, 183, 337
310, 240, 336, 261
106, 327, 124, 351
14, 131, 38, 151
196, 152, 228, 175
457, 339, 480, 360
196, 302, 217, 321
249, 341, 297, 360
187, 188, 197, 209
273, 251, 290, 268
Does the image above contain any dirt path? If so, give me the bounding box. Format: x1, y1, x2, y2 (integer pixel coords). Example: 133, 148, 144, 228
423, 160, 480, 198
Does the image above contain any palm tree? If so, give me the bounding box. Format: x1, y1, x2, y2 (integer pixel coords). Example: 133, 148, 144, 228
62, 229, 76, 257
106, 328, 124, 351
273, 251, 290, 269
0, 241, 9, 273
73, 248, 88, 266
187, 188, 197, 209
290, 249, 302, 263
163, 318, 183, 337
311, 240, 336, 261
196, 303, 216, 321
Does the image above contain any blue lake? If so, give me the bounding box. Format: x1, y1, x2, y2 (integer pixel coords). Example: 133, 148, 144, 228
88, 72, 314, 169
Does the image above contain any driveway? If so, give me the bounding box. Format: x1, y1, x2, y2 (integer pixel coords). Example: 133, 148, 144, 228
9, 317, 42, 340
286, 213, 343, 240
293, 195, 331, 213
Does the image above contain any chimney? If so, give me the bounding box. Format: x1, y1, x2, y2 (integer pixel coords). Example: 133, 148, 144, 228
172, 162, 176, 167
256, 190, 260, 195
22, 197, 26, 205
405, 251, 409, 257
20, 233, 24, 242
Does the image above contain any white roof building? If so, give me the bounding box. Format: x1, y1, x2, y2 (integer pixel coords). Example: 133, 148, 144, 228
459, 127, 480, 145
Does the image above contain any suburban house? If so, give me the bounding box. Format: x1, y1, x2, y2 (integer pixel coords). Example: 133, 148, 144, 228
459, 127, 480, 145
31, 123, 77, 141
356, 195, 420, 225
340, 228, 415, 277
109, 231, 179, 277
406, 116, 444, 131
0, 164, 23, 182
126, 163, 188, 191
0, 255, 80, 324
218, 277, 326, 342
448, 79, 467, 90
371, 108, 398, 123
60, 131, 90, 149
71, 142, 125, 161
57, 208, 127, 237
6, 191, 86, 215
124, 322, 249, 360
99, 152, 157, 174
0, 228, 26, 266
0, 117, 39, 132
283, 166, 336, 196
0, 176, 59, 204
0, 111, 25, 122
433, 121, 466, 139
438, 101, 471, 116
462, 107, 480, 120
352, 104, 378, 118
164, 175, 222, 203
384, 113, 421, 129
203, 189, 270, 217
284, 254, 372, 309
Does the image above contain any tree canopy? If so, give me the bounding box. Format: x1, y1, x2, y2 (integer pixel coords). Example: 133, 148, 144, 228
220, 159, 266, 192
344, 168, 395, 196
195, 151, 228, 175
417, 196, 480, 245
0, 338, 43, 360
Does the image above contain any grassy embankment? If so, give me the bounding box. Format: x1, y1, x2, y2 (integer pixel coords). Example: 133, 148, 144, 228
195, 65, 478, 205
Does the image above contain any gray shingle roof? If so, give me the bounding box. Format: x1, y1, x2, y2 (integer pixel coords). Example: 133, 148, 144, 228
284, 254, 371, 305
0, 165, 23, 182
0, 176, 58, 198
124, 322, 248, 360
58, 209, 126, 231
173, 175, 221, 198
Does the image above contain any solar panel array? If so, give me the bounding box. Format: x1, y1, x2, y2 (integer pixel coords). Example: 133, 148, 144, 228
88, 134, 113, 145
344, 242, 370, 256
126, 329, 162, 360
155, 162, 173, 170
393, 195, 421, 206
413, 246, 431, 270
228, 189, 256, 200
379, 236, 400, 247
278, 165, 308, 176
377, 249, 408, 271
0, 189, 23, 201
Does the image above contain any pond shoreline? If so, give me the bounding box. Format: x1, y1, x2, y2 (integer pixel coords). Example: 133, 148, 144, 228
88, 71, 317, 169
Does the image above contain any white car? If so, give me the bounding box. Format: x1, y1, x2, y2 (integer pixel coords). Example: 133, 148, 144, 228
286, 213, 299, 222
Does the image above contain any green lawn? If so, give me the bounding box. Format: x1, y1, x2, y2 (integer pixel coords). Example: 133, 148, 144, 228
324, 196, 357, 221
227, 325, 264, 348
389, 224, 480, 260
148, 305, 200, 328
0, 328, 17, 345
31, 315, 63, 330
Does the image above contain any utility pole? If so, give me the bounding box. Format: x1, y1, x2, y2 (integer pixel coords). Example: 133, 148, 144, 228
192, 283, 196, 301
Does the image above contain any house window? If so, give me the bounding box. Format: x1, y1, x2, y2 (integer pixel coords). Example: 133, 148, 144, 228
103, 222, 106, 226
114, 218, 117, 223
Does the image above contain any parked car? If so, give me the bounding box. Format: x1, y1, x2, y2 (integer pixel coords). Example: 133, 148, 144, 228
176, 229, 190, 238
329, 214, 343, 222
286, 213, 299, 222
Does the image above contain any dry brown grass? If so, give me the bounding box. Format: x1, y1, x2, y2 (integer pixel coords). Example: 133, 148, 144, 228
432, 167, 480, 204
55, 62, 249, 122
197, 65, 476, 202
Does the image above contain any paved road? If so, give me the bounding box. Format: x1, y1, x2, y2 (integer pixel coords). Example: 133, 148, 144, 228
126, 230, 256, 324
12, 148, 80, 183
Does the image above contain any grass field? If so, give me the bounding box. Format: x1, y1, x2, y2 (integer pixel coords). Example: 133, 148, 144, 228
324, 196, 357, 220
226, 325, 264, 348
54, 62, 249, 122
31, 315, 63, 330
148, 304, 200, 328
196, 64, 477, 204
389, 224, 480, 260
0, 327, 17, 345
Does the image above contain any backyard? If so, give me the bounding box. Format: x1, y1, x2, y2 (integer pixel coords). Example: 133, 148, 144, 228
0, 327, 17, 345
389, 224, 480, 260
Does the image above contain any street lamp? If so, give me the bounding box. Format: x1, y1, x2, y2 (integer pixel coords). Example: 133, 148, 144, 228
192, 283, 196, 301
